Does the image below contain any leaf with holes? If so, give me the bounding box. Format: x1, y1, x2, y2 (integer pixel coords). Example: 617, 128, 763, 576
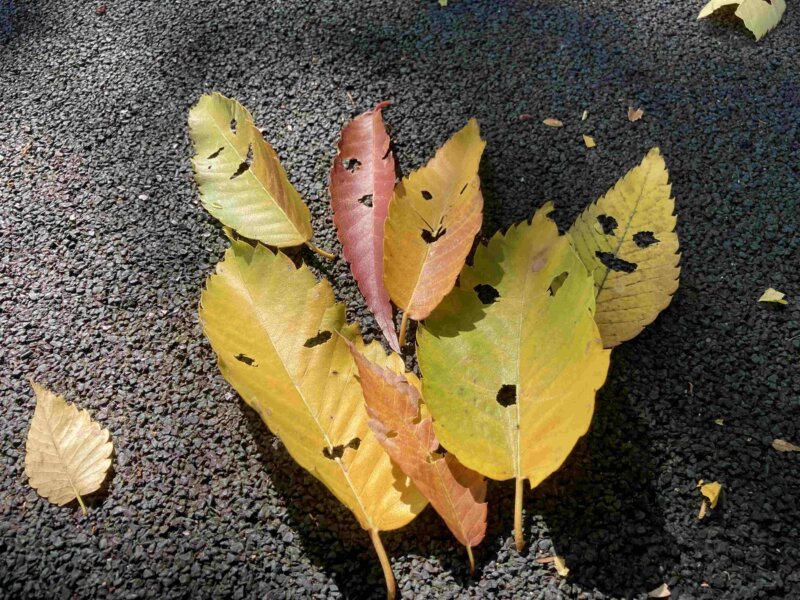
25, 381, 113, 515
199, 240, 426, 598
569, 148, 680, 348
349, 343, 487, 572
698, 0, 785, 41
330, 102, 400, 352
383, 119, 485, 345
418, 203, 611, 551
189, 93, 329, 256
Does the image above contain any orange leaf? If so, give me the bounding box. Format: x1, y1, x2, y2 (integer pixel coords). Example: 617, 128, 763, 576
349, 343, 487, 566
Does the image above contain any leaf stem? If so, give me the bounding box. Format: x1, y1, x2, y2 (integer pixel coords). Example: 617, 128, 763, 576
369, 528, 396, 600
305, 241, 335, 260
76, 493, 87, 516
398, 312, 409, 349
514, 476, 524, 552
467, 545, 475, 576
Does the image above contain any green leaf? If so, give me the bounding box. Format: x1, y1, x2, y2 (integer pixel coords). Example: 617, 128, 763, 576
189, 92, 313, 248
418, 203, 610, 550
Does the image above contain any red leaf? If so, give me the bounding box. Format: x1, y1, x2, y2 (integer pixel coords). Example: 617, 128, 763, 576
330, 102, 399, 352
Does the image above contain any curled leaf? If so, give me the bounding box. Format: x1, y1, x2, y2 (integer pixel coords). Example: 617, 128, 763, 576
188, 92, 314, 249
330, 102, 400, 351
698, 0, 786, 41
383, 119, 485, 324
698, 480, 722, 518
418, 204, 610, 550
199, 240, 426, 598
758, 288, 787, 304
25, 381, 113, 514
569, 148, 680, 347
349, 344, 487, 571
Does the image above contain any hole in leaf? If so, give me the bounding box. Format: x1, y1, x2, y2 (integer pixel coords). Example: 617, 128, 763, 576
323, 437, 361, 460
597, 214, 618, 235
386, 430, 398, 439
496, 384, 517, 408
357, 194, 373, 208
230, 118, 238, 135
304, 330, 332, 348
474, 284, 500, 305
548, 272, 569, 296
207, 147, 224, 160
421, 227, 446, 244
596, 251, 637, 273
234, 353, 257, 366
633, 231, 660, 248
230, 145, 253, 179
344, 158, 362, 173
421, 190, 433, 201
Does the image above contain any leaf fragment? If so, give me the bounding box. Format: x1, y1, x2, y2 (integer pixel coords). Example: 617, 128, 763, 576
383, 119, 485, 324
349, 344, 487, 571
581, 110, 589, 121
199, 240, 427, 597
758, 287, 787, 305
569, 148, 680, 347
698, 0, 786, 41
697, 480, 722, 518
25, 381, 113, 514
648, 582, 671, 598
330, 102, 400, 351
627, 106, 644, 122
583, 135, 596, 148
418, 203, 610, 550
554, 555, 570, 577
772, 438, 800, 452
543, 118, 564, 128
188, 92, 314, 249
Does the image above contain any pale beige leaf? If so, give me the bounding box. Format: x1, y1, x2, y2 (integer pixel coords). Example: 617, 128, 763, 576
581, 110, 589, 121
772, 438, 800, 452
554, 555, 570, 577
758, 288, 787, 304
543, 118, 564, 128
25, 381, 113, 514
648, 582, 671, 598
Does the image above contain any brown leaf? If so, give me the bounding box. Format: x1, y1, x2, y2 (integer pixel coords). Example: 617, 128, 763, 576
628, 106, 644, 122
349, 343, 487, 569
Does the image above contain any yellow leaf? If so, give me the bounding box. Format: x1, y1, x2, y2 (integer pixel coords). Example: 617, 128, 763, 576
554, 555, 570, 577
583, 135, 596, 148
714, 418, 724, 426
698, 480, 722, 512
543, 118, 564, 128
772, 438, 800, 452
199, 240, 427, 597
418, 203, 610, 550
698, 0, 786, 41
439, 0, 448, 5
383, 119, 485, 326
581, 110, 589, 121
758, 288, 787, 304
188, 93, 315, 250
569, 148, 681, 347
628, 106, 644, 122
25, 381, 113, 515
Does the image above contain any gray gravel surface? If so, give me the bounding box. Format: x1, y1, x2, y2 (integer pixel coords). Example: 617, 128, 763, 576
1, 1, 799, 598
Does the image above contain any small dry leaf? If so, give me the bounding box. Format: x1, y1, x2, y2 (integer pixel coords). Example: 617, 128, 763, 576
714, 419, 724, 426
543, 118, 564, 128
554, 555, 570, 577
628, 106, 644, 122
700, 582, 710, 588
439, 0, 448, 6
583, 135, 596, 148
519, 113, 534, 122
25, 381, 114, 514
697, 480, 722, 518
581, 110, 589, 121
772, 438, 800, 452
758, 288, 787, 304
648, 582, 671, 598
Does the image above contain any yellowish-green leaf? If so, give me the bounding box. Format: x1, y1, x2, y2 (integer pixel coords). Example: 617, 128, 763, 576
583, 135, 596, 149
199, 240, 426, 597
554, 555, 570, 577
383, 119, 485, 324
698, 0, 786, 41
418, 203, 610, 550
25, 381, 113, 515
759, 287, 787, 304
569, 148, 680, 348
189, 92, 313, 248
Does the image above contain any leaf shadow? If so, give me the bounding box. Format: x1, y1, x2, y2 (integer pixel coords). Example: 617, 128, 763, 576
528, 354, 680, 596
